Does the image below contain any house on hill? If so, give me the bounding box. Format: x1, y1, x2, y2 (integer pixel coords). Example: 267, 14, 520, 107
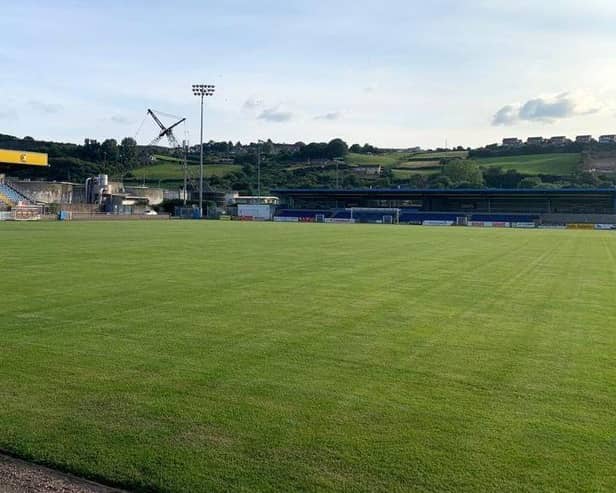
502, 138, 522, 147
599, 135, 616, 144
353, 164, 382, 176
548, 136, 569, 146
526, 137, 545, 145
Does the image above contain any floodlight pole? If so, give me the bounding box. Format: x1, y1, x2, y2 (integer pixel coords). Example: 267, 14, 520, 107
192, 84, 215, 218
183, 139, 188, 206
257, 140, 263, 204
199, 94, 204, 217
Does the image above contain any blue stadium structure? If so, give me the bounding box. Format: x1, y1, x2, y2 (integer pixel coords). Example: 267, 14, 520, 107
271, 188, 616, 224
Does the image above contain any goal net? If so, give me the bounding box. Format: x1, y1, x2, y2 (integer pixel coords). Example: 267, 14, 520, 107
348, 207, 400, 224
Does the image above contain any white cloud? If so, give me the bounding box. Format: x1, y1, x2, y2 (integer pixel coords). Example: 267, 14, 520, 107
111, 115, 132, 124
242, 97, 264, 111
257, 107, 294, 123
28, 100, 63, 114
492, 92, 602, 125
314, 112, 342, 121
0, 107, 18, 120
492, 105, 518, 126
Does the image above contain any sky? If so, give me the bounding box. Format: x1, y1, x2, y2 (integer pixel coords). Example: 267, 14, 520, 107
2, 0, 616, 149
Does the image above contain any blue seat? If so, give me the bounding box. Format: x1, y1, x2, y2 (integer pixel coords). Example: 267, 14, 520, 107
0, 183, 29, 204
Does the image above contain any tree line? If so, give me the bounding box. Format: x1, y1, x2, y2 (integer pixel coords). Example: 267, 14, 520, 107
2, 133, 614, 193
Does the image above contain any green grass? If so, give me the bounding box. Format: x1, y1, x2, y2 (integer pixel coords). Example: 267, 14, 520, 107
476, 153, 581, 175
2, 221, 616, 492
346, 152, 406, 167
152, 154, 234, 166
152, 154, 201, 165
344, 151, 467, 175
395, 160, 443, 169
131, 162, 241, 180
412, 150, 469, 159
392, 168, 440, 178
392, 161, 443, 177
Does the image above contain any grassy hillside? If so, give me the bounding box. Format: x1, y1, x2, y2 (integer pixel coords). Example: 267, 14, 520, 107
394, 160, 443, 169
346, 151, 468, 168
345, 152, 404, 167
152, 154, 200, 165
131, 162, 241, 181
146, 149, 586, 184
346, 150, 471, 179
2, 221, 616, 492
316, 151, 584, 180
476, 153, 581, 175
412, 150, 469, 160
392, 168, 440, 178
392, 160, 442, 177
389, 152, 583, 178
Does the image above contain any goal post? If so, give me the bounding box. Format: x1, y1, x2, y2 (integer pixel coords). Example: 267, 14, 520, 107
349, 207, 400, 224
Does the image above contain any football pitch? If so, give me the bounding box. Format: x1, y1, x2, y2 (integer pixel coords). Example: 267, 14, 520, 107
1, 221, 615, 492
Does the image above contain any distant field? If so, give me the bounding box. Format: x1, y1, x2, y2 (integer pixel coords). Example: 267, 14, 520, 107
412, 150, 469, 160
285, 163, 338, 172
476, 153, 581, 175
346, 151, 467, 168
151, 154, 234, 166
346, 152, 406, 167
391, 159, 443, 178
132, 162, 241, 180
392, 168, 439, 178
395, 160, 442, 169
152, 154, 200, 165
2, 221, 616, 492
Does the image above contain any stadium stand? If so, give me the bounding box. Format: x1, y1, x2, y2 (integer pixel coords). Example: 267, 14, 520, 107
276, 209, 332, 218
333, 210, 396, 223
399, 211, 462, 223
332, 210, 351, 219
274, 208, 539, 225
272, 188, 616, 216
0, 182, 30, 206
470, 214, 538, 223
269, 188, 616, 227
